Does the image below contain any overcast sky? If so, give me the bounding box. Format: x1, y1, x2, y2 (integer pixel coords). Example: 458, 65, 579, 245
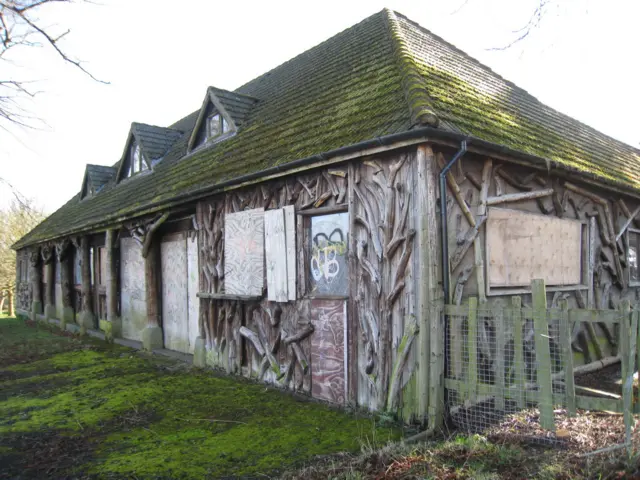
1, 0, 638, 213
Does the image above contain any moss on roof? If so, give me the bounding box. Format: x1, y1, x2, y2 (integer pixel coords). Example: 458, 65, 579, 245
14, 9, 640, 249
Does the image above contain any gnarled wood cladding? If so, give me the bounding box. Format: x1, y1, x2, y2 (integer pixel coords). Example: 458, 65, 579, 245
439, 148, 640, 370
195, 152, 419, 413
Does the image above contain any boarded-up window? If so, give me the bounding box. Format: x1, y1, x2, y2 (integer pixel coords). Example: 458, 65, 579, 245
224, 208, 264, 296
486, 208, 582, 288
308, 212, 349, 296
264, 206, 296, 302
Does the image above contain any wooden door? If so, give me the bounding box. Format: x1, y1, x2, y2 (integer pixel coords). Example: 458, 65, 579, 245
310, 299, 347, 404
161, 232, 199, 354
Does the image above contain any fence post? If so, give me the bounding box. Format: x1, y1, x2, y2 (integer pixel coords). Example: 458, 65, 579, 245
532, 279, 555, 431
495, 305, 506, 411
558, 298, 576, 416
636, 307, 640, 414
619, 299, 634, 454
512, 296, 525, 409
467, 297, 478, 406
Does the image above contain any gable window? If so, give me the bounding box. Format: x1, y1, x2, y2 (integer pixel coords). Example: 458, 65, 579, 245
628, 229, 640, 285
129, 142, 148, 177
207, 113, 230, 141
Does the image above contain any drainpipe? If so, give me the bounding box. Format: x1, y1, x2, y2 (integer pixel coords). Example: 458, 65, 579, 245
439, 140, 468, 304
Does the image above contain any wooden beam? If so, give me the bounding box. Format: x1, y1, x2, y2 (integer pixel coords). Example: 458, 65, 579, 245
196, 292, 262, 301
485, 188, 554, 206
615, 205, 640, 242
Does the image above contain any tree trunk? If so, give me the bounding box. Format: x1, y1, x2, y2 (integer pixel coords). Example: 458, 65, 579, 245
60, 255, 73, 309
80, 236, 93, 315
30, 249, 42, 314
45, 260, 54, 308
0, 294, 5, 314
106, 229, 119, 322
8, 290, 14, 317
145, 240, 160, 328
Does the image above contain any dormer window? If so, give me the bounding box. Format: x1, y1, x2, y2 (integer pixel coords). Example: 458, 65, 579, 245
207, 113, 230, 140
187, 86, 258, 153
129, 142, 148, 177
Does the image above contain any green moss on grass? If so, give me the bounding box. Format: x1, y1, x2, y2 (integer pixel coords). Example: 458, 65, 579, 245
0, 317, 399, 478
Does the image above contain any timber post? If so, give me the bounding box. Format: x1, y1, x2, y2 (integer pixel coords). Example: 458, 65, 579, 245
41, 245, 55, 321
416, 145, 445, 428
29, 247, 42, 320
78, 236, 96, 331
142, 237, 163, 350
105, 229, 122, 342
56, 239, 74, 329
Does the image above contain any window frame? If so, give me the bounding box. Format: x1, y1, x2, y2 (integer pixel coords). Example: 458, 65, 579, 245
484, 207, 589, 297
627, 228, 640, 287
127, 142, 148, 178
299, 207, 350, 300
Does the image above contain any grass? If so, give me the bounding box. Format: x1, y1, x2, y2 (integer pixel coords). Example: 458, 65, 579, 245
0, 316, 398, 478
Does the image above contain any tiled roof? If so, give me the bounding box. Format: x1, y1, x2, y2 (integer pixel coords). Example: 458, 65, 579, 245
131, 122, 184, 164
82, 164, 116, 197
13, 9, 640, 249
391, 11, 640, 188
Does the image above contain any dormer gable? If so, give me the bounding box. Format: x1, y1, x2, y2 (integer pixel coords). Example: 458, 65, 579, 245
116, 122, 183, 182
80, 164, 116, 199
187, 86, 258, 152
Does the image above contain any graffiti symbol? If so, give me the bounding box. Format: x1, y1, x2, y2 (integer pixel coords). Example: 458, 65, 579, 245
310, 228, 346, 283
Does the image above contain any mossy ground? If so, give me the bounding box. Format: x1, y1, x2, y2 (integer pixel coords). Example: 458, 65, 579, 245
0, 316, 398, 479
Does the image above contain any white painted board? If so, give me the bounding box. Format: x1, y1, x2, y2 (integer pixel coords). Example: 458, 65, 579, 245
224, 208, 264, 296
161, 235, 190, 353
486, 207, 582, 287
265, 209, 288, 302
120, 237, 147, 341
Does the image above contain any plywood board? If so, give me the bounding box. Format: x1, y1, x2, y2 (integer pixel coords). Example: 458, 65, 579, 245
224, 208, 264, 296
310, 299, 346, 404
284, 206, 296, 301
161, 235, 190, 353
487, 208, 582, 287
264, 209, 288, 302
120, 237, 147, 341
187, 234, 200, 350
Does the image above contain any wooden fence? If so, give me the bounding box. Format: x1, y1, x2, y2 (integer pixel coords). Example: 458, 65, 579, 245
444, 279, 638, 437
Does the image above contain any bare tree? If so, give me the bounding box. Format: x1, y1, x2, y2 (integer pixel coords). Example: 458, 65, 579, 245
0, 197, 45, 316
0, 0, 106, 132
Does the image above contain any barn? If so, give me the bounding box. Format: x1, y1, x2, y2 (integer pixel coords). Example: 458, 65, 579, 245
13, 9, 640, 428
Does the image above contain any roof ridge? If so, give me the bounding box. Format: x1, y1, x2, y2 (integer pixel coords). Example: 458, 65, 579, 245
132, 121, 183, 134
383, 8, 439, 128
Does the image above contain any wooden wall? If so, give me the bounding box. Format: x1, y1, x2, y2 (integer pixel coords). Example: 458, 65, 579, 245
437, 146, 640, 365
195, 148, 421, 415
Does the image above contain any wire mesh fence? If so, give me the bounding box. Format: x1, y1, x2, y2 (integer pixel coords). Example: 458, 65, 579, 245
443, 283, 639, 449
